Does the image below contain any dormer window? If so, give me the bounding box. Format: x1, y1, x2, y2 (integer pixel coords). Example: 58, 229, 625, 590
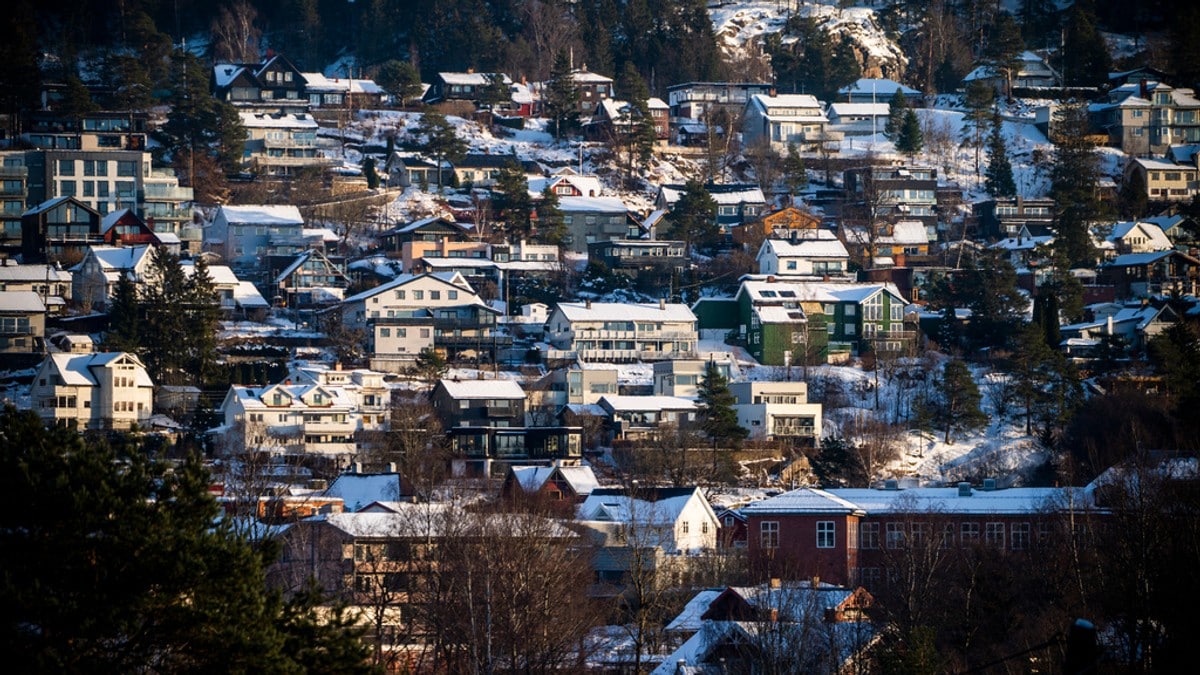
272, 393, 284, 406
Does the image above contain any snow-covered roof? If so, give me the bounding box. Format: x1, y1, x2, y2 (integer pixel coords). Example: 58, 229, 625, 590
578, 487, 704, 525
737, 279, 907, 306
44, 352, 152, 388
838, 78, 920, 97
1131, 157, 1194, 172
754, 305, 807, 324
315, 508, 577, 539
570, 69, 613, 84
990, 235, 1054, 251
828, 102, 890, 117
0, 264, 72, 283
216, 204, 304, 226
1107, 221, 1173, 250
342, 272, 470, 304
749, 93, 824, 115
438, 71, 511, 86
324, 474, 408, 512
213, 64, 246, 88
658, 184, 766, 206
437, 378, 526, 400
761, 235, 849, 260
238, 112, 319, 129
527, 174, 604, 198
599, 395, 697, 413
554, 301, 696, 324
743, 486, 1094, 516
1108, 250, 1189, 267
510, 464, 600, 495
556, 196, 628, 212
234, 281, 270, 308
0, 290, 45, 313
83, 245, 154, 272
300, 72, 383, 94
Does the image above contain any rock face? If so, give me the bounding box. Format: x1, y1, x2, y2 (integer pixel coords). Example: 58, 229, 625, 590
710, 2, 907, 82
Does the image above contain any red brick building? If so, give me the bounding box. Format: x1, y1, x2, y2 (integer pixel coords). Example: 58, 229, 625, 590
742, 483, 1097, 587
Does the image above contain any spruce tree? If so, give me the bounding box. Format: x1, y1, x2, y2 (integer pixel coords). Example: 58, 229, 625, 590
105, 273, 140, 354
1050, 102, 1102, 268
895, 109, 924, 157
543, 50, 579, 141
1118, 169, 1149, 219
665, 179, 719, 257
782, 142, 807, 200
536, 186, 567, 246
884, 89, 908, 140
985, 111, 1017, 198
936, 359, 988, 444
416, 111, 467, 192
697, 362, 748, 474
986, 12, 1026, 98
493, 154, 533, 237
375, 59, 422, 105
1061, 5, 1112, 89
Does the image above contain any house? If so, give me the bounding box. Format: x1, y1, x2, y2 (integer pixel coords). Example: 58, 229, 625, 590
734, 206, 824, 250
560, 66, 615, 116
741, 484, 1097, 588
382, 152, 451, 189
731, 381, 822, 443
211, 55, 307, 109
656, 183, 768, 231
839, 219, 931, 267
666, 82, 775, 121
205, 204, 306, 269
451, 153, 540, 188
577, 486, 719, 595
1123, 157, 1199, 203
0, 290, 45, 354
653, 581, 876, 675
1099, 249, 1200, 298
588, 239, 687, 286
0, 261, 73, 313
988, 229, 1055, 271
339, 272, 504, 366
299, 72, 385, 108
557, 196, 635, 253
838, 77, 921, 105
273, 248, 351, 308
731, 278, 912, 364
30, 351, 154, 431
70, 244, 155, 311
647, 97, 670, 140
545, 300, 699, 362
1140, 212, 1198, 245
323, 471, 414, 512
1105, 220, 1174, 255
377, 215, 473, 263
597, 395, 698, 442
1059, 302, 1178, 355
431, 378, 527, 429
826, 102, 891, 135
181, 260, 270, 318
1089, 80, 1200, 155
21, 196, 102, 264
963, 50, 1060, 91
755, 232, 850, 278
527, 172, 604, 199
99, 209, 179, 252
742, 93, 840, 153
652, 358, 736, 398
974, 196, 1056, 239
239, 112, 333, 177
842, 164, 940, 240
423, 71, 512, 105
501, 462, 600, 511
218, 377, 381, 457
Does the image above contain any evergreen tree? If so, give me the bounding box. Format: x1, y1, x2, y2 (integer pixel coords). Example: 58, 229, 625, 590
1050, 102, 1102, 267
183, 256, 222, 386
936, 359, 988, 444
1118, 169, 1149, 219
493, 154, 533, 237
962, 80, 995, 176
1019, 0, 1060, 50
810, 436, 869, 488
895, 109, 924, 156
362, 156, 380, 189
615, 63, 656, 185
536, 186, 567, 247
158, 50, 244, 174
375, 59, 421, 105
0, 406, 372, 673
696, 362, 747, 453
1032, 283, 1062, 349
884, 89, 908, 140
543, 50, 579, 141
985, 12, 1026, 98
1060, 5, 1111, 89
479, 72, 511, 110
109, 55, 155, 112
58, 73, 98, 119
415, 111, 467, 192
665, 179, 719, 256
410, 347, 448, 388
782, 142, 807, 200
1011, 321, 1057, 435
105, 273, 140, 354
984, 111, 1017, 197
139, 248, 220, 387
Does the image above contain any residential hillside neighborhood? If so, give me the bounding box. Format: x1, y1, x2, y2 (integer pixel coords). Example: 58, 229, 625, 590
2, 0, 1199, 673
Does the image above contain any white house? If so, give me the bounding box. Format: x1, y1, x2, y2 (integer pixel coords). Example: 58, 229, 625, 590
597, 394, 698, 441
743, 93, 840, 152
577, 486, 719, 554
30, 352, 154, 431
756, 232, 850, 277
1106, 220, 1174, 255
730, 381, 822, 442
238, 112, 333, 176
219, 378, 374, 457
545, 300, 698, 362
70, 244, 156, 310
652, 358, 737, 398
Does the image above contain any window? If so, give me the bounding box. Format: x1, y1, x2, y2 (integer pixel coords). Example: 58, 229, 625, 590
816, 521, 835, 548
860, 522, 879, 549
394, 290, 405, 300
1011, 522, 1030, 550
117, 161, 137, 177
681, 521, 689, 534
702, 521, 709, 534
59, 181, 76, 197
886, 522, 905, 548
413, 290, 424, 300
940, 523, 955, 549
760, 521, 779, 548
58, 160, 75, 176
910, 522, 930, 547
786, 260, 797, 270
430, 290, 441, 300
448, 290, 458, 300
961, 522, 980, 542
985, 522, 1004, 547
379, 328, 391, 337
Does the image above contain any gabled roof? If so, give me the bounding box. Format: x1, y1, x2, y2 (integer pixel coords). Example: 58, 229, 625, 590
1108, 249, 1199, 267
342, 271, 472, 304
759, 235, 849, 260
748, 94, 826, 120
735, 279, 907, 306
42, 352, 152, 388
556, 196, 629, 212
0, 290, 45, 313
77, 245, 155, 273
324, 473, 409, 512
598, 395, 697, 413
437, 72, 511, 87
658, 183, 767, 206
1107, 221, 1173, 250
238, 112, 319, 129
215, 204, 304, 226
509, 464, 601, 496
578, 486, 709, 526
838, 78, 920, 97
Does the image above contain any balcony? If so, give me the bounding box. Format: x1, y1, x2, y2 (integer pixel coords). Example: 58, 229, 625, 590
263, 137, 319, 149
141, 184, 194, 201
0, 166, 28, 179
578, 348, 697, 362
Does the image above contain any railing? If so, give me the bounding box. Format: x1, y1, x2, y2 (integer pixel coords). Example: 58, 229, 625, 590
574, 330, 697, 341
141, 185, 194, 201
578, 349, 698, 362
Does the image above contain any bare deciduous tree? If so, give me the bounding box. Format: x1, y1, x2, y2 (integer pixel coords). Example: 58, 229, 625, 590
210, 1, 261, 64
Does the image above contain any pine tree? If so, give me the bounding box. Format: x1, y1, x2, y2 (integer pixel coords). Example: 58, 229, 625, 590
963, 80, 995, 176
782, 142, 807, 200
1011, 321, 1057, 435
362, 156, 380, 189
1050, 101, 1102, 268
1061, 5, 1111, 89
375, 59, 422, 105
536, 186, 567, 247
543, 50, 579, 141
665, 179, 719, 256
986, 12, 1026, 98
985, 111, 1017, 197
105, 273, 140, 354
697, 362, 748, 468
895, 109, 924, 156
936, 359, 988, 444
884, 89, 908, 140
58, 72, 98, 119
416, 111, 467, 192
1118, 169, 1149, 219
493, 154, 533, 237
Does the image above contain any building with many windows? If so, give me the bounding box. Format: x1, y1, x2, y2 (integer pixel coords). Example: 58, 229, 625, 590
545, 300, 698, 362
30, 351, 154, 430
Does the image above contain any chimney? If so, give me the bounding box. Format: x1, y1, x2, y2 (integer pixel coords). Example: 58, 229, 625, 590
1106, 315, 1114, 335
811, 576, 820, 587
769, 87, 777, 97
770, 608, 779, 622
334, 361, 342, 371
585, 299, 592, 309
957, 482, 972, 497
659, 298, 666, 310
769, 578, 782, 589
